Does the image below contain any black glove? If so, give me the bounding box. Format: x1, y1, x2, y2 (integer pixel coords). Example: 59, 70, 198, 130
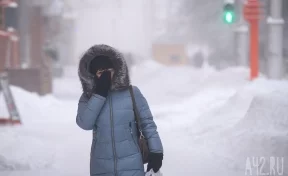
147, 153, 163, 173
93, 71, 111, 97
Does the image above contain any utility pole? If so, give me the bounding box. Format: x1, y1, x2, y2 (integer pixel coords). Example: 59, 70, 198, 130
234, 0, 249, 66
267, 0, 285, 79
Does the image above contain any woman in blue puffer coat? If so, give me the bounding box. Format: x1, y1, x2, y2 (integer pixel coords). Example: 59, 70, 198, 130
76, 44, 164, 176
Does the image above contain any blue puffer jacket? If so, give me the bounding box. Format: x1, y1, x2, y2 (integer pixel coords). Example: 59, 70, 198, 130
76, 44, 163, 176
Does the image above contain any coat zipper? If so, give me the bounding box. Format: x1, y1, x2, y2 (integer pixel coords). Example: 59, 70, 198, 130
129, 122, 140, 152
90, 130, 97, 174
109, 94, 118, 176
91, 130, 97, 157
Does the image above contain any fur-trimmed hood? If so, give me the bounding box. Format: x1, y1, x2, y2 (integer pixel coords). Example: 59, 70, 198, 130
78, 44, 130, 98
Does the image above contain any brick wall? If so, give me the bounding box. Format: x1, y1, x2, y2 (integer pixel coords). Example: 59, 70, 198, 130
7, 68, 52, 95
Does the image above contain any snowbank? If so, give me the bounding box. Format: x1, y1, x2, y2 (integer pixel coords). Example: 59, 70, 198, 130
0, 86, 62, 120
185, 79, 288, 174
222, 83, 288, 174
0, 86, 83, 171
0, 129, 54, 171
189, 79, 288, 136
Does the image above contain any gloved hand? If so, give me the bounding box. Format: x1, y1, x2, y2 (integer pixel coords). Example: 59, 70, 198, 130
93, 71, 111, 97
147, 153, 163, 173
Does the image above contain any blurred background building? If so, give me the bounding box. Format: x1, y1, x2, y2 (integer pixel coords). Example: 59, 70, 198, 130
0, 0, 77, 95
0, 0, 287, 96
151, 0, 288, 74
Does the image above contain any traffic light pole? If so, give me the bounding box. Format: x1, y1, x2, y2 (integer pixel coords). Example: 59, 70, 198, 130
249, 19, 259, 79
243, 0, 261, 80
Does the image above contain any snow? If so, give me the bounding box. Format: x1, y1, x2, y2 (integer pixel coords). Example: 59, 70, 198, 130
1, 60, 288, 176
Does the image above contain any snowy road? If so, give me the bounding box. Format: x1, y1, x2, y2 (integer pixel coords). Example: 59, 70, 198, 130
1, 61, 288, 176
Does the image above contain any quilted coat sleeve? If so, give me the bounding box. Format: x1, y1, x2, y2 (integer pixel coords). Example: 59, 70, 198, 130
133, 86, 164, 153
76, 93, 106, 130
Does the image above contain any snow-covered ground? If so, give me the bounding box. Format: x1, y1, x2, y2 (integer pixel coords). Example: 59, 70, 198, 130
1, 60, 288, 176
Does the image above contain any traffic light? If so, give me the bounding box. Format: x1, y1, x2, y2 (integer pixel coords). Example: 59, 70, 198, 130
223, 2, 235, 24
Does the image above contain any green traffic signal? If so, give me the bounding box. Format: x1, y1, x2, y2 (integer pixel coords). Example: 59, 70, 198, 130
224, 11, 234, 23
223, 3, 235, 24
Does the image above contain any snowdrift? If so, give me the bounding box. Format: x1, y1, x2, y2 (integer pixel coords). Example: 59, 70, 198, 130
222, 89, 288, 174
0, 86, 82, 171
0, 86, 63, 120
186, 79, 288, 175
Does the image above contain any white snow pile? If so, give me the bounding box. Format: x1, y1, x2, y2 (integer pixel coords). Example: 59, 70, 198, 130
0, 128, 54, 171
185, 79, 288, 175
222, 83, 288, 174
0, 86, 79, 171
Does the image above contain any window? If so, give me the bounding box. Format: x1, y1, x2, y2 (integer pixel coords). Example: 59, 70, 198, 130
4, 6, 18, 29
0, 7, 3, 29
